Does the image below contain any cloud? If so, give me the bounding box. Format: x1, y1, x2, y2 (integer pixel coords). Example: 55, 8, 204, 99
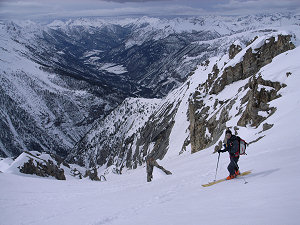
101, 0, 173, 2
214, 0, 300, 13
0, 0, 208, 20
0, 0, 299, 20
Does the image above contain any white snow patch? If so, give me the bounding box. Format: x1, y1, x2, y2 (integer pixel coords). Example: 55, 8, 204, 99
101, 63, 128, 74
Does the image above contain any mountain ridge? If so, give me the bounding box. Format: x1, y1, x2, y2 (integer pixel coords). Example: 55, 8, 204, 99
0, 13, 299, 161
69, 31, 297, 171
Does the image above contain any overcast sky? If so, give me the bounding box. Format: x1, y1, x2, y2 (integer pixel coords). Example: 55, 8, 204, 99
0, 0, 299, 21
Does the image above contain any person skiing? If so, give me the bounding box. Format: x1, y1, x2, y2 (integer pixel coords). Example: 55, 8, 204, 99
146, 157, 172, 182
218, 129, 240, 180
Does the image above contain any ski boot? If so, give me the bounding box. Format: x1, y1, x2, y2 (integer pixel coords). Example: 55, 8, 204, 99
226, 174, 236, 180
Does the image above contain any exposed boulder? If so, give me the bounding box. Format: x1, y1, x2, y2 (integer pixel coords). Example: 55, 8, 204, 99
84, 167, 107, 181
70, 168, 83, 179
18, 151, 66, 180
229, 43, 242, 59
84, 167, 100, 181
263, 123, 274, 131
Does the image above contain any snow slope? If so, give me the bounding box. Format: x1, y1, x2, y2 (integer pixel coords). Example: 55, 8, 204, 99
1, 13, 300, 158
0, 124, 299, 225
0, 21, 120, 157
1, 39, 300, 225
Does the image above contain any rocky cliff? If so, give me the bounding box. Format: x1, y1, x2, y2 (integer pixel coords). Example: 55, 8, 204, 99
1, 14, 299, 167
70, 32, 297, 172
189, 34, 295, 153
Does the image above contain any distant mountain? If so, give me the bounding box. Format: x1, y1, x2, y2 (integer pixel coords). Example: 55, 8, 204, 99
68, 27, 298, 171
0, 13, 299, 159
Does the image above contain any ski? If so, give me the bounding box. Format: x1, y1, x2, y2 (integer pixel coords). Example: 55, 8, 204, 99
202, 170, 252, 187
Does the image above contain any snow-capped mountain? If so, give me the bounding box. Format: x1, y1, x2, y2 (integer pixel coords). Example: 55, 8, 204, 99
1, 13, 299, 161
0, 21, 123, 158
70, 27, 298, 173
1, 15, 300, 225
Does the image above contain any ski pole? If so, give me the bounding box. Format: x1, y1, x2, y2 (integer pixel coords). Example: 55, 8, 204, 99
232, 158, 248, 184
214, 152, 220, 181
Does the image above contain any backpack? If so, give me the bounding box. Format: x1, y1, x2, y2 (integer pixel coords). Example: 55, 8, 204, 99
237, 136, 248, 155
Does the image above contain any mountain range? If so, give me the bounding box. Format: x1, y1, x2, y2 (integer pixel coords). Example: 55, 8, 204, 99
0, 13, 299, 171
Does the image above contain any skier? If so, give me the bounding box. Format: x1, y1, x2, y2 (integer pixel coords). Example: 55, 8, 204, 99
218, 129, 240, 180
146, 157, 172, 182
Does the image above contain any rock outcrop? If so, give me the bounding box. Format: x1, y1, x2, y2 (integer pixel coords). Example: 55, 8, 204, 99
67, 34, 295, 172
68, 98, 179, 172
189, 35, 294, 153
237, 75, 285, 127
19, 151, 66, 180
229, 43, 242, 59
210, 35, 294, 95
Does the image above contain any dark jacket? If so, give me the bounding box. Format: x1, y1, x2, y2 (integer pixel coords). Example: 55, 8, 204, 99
224, 135, 240, 158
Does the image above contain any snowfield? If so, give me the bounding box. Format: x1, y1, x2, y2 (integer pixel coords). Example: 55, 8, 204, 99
1, 41, 300, 225
2, 12, 300, 225
0, 134, 299, 225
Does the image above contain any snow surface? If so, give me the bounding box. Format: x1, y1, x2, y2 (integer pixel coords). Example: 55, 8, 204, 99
1, 39, 300, 225
1, 13, 300, 225
100, 63, 128, 75
1, 125, 300, 225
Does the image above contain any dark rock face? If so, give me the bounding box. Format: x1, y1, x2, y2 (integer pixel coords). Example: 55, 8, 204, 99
19, 152, 66, 180
229, 43, 242, 59
189, 35, 294, 153
68, 97, 180, 172
131, 102, 178, 166
189, 95, 233, 153
68, 32, 296, 171
237, 75, 285, 127
210, 35, 295, 95
84, 168, 100, 181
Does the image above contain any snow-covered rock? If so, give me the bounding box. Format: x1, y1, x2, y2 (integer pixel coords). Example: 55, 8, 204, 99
2, 151, 66, 180
72, 31, 299, 173
1, 13, 300, 225
0, 151, 101, 181
1, 12, 300, 162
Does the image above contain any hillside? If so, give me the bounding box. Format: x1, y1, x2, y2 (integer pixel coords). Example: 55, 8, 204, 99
1, 48, 300, 222
71, 31, 298, 171
1, 13, 299, 158
1, 13, 300, 225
